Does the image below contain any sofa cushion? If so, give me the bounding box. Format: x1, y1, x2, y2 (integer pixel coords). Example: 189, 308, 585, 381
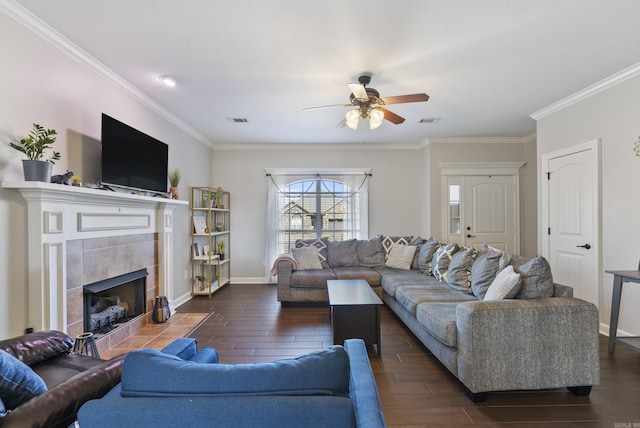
295, 238, 329, 267
416, 302, 460, 347
408, 237, 427, 270
380, 235, 413, 260
470, 245, 509, 300
395, 286, 475, 314
0, 349, 48, 410
511, 256, 554, 299
356, 237, 386, 267
483, 265, 522, 300
385, 243, 417, 270
291, 269, 337, 288
380, 271, 439, 298
326, 239, 359, 268
432, 243, 459, 282
333, 267, 382, 286
446, 247, 476, 294
292, 246, 323, 270
417, 238, 440, 274
121, 345, 350, 397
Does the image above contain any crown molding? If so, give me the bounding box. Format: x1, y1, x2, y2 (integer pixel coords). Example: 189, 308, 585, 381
428, 136, 529, 145
530, 61, 640, 120
0, 0, 212, 148
439, 161, 526, 176
211, 142, 424, 151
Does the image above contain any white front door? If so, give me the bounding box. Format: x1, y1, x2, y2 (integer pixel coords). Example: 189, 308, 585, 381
463, 175, 518, 254
543, 140, 600, 306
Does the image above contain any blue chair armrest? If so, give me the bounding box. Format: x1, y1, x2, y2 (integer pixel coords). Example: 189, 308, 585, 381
344, 339, 386, 428
160, 338, 197, 359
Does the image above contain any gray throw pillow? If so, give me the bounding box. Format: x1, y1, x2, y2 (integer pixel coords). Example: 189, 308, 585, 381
511, 256, 554, 299
0, 349, 47, 410
326, 239, 360, 268
417, 238, 440, 274
446, 247, 476, 294
380, 235, 413, 260
295, 237, 329, 267
431, 242, 459, 282
408, 237, 427, 270
291, 246, 323, 270
470, 246, 505, 300
356, 237, 386, 267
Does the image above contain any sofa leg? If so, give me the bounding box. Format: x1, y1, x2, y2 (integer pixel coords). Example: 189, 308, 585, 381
464, 387, 488, 403
567, 386, 592, 397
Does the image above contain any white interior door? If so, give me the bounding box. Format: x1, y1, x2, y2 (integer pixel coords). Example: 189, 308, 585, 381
543, 140, 600, 306
463, 175, 518, 254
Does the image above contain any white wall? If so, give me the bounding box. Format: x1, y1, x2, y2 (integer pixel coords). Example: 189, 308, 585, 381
535, 74, 640, 337
0, 12, 212, 339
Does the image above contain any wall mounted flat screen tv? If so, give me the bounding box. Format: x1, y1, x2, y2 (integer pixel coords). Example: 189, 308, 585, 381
101, 113, 168, 194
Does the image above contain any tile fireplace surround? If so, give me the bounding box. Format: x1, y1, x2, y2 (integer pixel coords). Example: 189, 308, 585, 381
2, 181, 186, 352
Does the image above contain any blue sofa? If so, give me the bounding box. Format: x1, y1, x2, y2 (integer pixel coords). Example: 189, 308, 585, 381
77, 338, 385, 428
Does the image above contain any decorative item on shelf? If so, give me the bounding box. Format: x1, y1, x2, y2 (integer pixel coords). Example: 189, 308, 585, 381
216, 223, 223, 232
195, 275, 208, 291
216, 240, 225, 260
152, 296, 171, 323
71, 175, 82, 187
9, 123, 61, 182
72, 332, 100, 358
215, 187, 224, 208
634, 136, 640, 156
169, 168, 182, 199
51, 170, 73, 185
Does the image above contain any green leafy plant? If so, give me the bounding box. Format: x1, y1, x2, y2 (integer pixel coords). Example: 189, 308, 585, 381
216, 240, 224, 255
169, 168, 182, 187
10, 123, 61, 164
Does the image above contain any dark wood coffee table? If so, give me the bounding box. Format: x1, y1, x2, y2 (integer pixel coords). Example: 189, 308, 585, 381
327, 279, 383, 355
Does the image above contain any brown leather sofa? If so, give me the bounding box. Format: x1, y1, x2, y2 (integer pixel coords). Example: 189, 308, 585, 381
0, 330, 125, 428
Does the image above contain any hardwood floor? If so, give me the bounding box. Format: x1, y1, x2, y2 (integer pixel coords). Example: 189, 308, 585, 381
177, 284, 640, 427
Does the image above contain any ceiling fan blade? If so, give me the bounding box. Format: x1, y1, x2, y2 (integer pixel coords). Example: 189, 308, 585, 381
347, 83, 368, 101
379, 107, 405, 124
303, 104, 350, 111
336, 117, 347, 128
380, 93, 429, 105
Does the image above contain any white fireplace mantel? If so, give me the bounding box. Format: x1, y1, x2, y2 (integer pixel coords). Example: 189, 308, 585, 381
2, 181, 187, 333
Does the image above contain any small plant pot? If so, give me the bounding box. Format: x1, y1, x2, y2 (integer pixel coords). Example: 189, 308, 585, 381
22, 160, 53, 182
170, 186, 179, 199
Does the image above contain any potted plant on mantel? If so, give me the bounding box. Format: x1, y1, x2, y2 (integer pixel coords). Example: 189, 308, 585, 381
9, 123, 61, 182
168, 168, 182, 199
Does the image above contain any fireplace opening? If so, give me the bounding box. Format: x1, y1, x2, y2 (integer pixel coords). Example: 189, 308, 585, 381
83, 268, 147, 335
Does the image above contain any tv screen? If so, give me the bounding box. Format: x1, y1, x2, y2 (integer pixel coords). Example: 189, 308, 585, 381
101, 113, 169, 194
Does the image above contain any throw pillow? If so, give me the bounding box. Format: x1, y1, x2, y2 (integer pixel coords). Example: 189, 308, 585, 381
326, 239, 359, 268
0, 398, 7, 418
355, 237, 386, 267
408, 236, 427, 270
417, 238, 440, 274
295, 238, 329, 267
483, 265, 522, 300
431, 242, 459, 282
0, 349, 47, 410
380, 235, 413, 260
446, 247, 476, 294
291, 246, 323, 270
470, 245, 509, 300
511, 256, 554, 299
385, 243, 417, 270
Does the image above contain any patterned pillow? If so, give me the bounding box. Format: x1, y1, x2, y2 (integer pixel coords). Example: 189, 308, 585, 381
417, 238, 440, 274
295, 237, 329, 267
431, 242, 459, 282
380, 235, 413, 260
291, 246, 323, 270
385, 243, 417, 270
446, 247, 476, 293
511, 256, 554, 299
483, 265, 522, 300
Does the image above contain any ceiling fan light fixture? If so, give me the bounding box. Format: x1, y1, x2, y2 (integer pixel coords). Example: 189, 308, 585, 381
345, 109, 360, 130
369, 108, 384, 129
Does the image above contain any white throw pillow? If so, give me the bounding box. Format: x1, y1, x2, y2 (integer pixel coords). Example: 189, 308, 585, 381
483, 265, 521, 300
291, 246, 323, 270
385, 243, 417, 270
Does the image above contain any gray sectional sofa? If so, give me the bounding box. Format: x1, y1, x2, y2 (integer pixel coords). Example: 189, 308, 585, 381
274, 235, 600, 401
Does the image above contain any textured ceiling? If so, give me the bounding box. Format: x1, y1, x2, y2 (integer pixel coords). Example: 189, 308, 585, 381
11, 0, 640, 146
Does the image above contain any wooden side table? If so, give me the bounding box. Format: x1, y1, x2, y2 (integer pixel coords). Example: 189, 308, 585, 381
606, 270, 640, 352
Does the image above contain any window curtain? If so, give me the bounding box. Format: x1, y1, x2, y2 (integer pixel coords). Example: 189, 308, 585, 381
264, 168, 370, 282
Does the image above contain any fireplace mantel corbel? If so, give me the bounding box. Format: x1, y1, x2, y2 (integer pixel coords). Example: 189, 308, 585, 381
1, 181, 187, 333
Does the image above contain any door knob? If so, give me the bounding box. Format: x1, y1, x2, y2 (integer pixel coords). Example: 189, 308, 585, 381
467, 234, 476, 238
576, 243, 591, 249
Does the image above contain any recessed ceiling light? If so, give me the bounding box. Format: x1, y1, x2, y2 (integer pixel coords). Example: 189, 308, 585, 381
159, 75, 177, 87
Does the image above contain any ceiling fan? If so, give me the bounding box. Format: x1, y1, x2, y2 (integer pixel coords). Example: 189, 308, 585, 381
304, 74, 429, 129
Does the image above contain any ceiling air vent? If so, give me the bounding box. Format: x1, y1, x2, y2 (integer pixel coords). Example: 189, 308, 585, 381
227, 117, 249, 123
419, 118, 441, 124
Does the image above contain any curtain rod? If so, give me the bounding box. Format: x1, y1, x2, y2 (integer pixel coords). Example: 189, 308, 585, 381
265, 172, 372, 177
